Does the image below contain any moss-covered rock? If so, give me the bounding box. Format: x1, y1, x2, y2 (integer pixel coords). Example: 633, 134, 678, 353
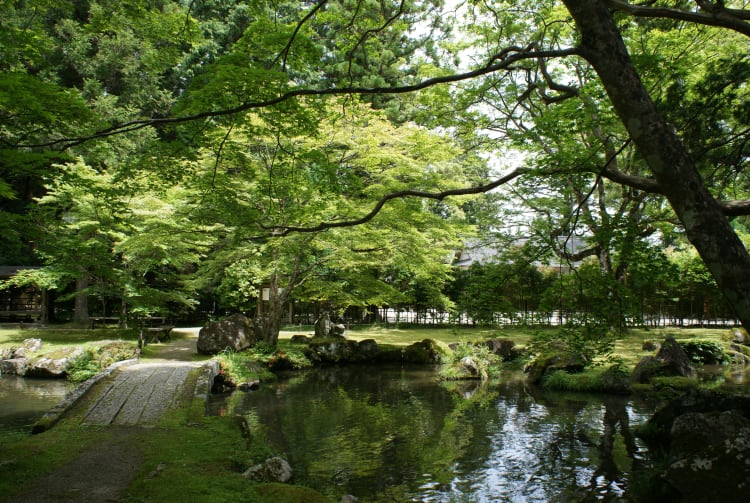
637, 390, 750, 502
524, 352, 586, 385
304, 339, 360, 364
248, 482, 330, 503
401, 339, 447, 364
632, 336, 695, 384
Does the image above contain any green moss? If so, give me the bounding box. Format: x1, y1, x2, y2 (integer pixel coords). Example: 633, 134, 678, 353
633, 375, 701, 402
248, 482, 332, 502
216, 349, 277, 383
541, 364, 632, 394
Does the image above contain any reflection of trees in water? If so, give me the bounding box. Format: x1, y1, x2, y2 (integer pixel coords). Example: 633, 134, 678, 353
587, 398, 641, 500
532, 390, 647, 501
223, 367, 651, 501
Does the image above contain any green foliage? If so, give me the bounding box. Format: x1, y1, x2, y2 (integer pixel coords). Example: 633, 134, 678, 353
217, 349, 276, 383
529, 320, 616, 368
67, 341, 138, 382
542, 363, 632, 394
677, 340, 727, 365
440, 339, 501, 381
2, 0, 749, 337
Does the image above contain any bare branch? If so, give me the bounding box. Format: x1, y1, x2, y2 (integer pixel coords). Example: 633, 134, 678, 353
268, 167, 530, 235
599, 166, 661, 192
605, 0, 750, 38
599, 164, 750, 217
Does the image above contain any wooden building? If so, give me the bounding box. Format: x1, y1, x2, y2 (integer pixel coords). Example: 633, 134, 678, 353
0, 266, 42, 322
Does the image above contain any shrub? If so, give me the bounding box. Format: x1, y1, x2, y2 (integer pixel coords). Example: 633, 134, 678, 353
677, 340, 727, 365
542, 363, 631, 394
529, 321, 615, 368
440, 340, 501, 381
67, 341, 138, 382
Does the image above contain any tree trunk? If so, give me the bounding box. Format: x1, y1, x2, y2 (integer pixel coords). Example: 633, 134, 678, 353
563, 0, 750, 331
254, 271, 287, 346
73, 273, 90, 326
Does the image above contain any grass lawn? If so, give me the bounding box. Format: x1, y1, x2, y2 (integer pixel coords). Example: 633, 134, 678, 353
0, 326, 139, 352
279, 324, 548, 347
3, 323, 739, 374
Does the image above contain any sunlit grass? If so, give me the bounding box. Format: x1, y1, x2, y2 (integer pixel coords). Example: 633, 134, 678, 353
0, 327, 139, 353
612, 327, 733, 369
279, 323, 549, 347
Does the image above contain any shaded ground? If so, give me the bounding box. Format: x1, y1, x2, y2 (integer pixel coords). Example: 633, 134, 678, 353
4, 330, 207, 503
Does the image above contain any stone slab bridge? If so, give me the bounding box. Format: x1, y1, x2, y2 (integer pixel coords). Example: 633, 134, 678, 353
33, 329, 218, 433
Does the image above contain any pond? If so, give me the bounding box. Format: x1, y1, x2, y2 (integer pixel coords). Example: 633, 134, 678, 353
208, 365, 656, 502
0, 375, 74, 435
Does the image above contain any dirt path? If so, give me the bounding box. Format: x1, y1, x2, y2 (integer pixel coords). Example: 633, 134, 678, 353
4, 329, 212, 503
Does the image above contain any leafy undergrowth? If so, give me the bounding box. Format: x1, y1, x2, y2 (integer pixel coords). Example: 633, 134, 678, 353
217, 342, 313, 383
67, 341, 138, 382
440, 339, 501, 381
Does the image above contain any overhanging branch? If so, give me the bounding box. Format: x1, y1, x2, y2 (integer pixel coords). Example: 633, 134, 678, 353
269, 167, 530, 235
599, 165, 750, 216
605, 0, 750, 38
25, 48, 580, 150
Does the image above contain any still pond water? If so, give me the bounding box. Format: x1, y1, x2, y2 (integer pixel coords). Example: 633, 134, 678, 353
208, 365, 656, 502
0, 375, 74, 435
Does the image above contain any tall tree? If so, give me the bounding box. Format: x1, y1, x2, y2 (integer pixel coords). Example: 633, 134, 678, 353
185, 99, 478, 344
7, 0, 750, 333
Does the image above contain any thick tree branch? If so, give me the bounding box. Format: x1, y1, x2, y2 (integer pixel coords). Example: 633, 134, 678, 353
599, 165, 750, 216
24, 48, 580, 150
269, 167, 530, 235
605, 0, 750, 37
599, 166, 661, 192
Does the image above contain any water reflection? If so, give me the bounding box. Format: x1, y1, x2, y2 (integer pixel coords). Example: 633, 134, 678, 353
208, 366, 654, 502
0, 376, 74, 435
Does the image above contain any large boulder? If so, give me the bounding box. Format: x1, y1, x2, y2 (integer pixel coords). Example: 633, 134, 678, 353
313, 312, 333, 338
313, 312, 346, 338
23, 338, 43, 352
639, 391, 750, 502
662, 410, 750, 501
483, 338, 520, 361
356, 339, 379, 360
632, 336, 695, 384
197, 313, 256, 355
242, 456, 293, 483
0, 358, 28, 376
524, 352, 586, 385
304, 339, 359, 364
401, 339, 446, 364
26, 347, 84, 378
732, 328, 748, 346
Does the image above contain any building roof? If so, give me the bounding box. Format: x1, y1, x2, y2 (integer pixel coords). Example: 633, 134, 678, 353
0, 266, 41, 279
